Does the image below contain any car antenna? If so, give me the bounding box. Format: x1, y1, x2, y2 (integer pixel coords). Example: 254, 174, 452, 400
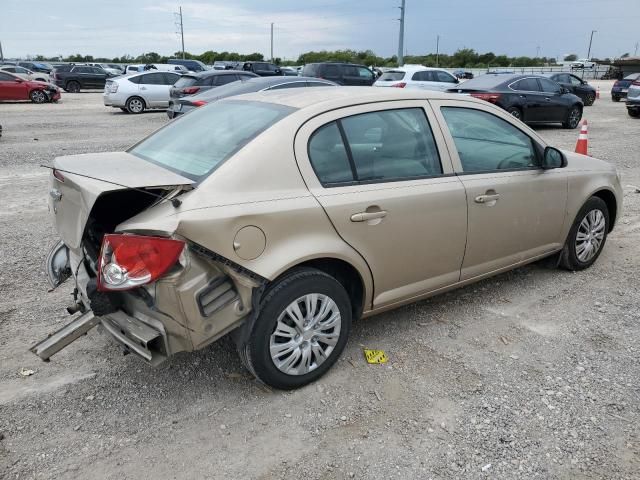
40, 165, 182, 208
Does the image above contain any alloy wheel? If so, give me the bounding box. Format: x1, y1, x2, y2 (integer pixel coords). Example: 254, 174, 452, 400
575, 209, 606, 263
269, 293, 341, 376
31, 90, 46, 103
568, 108, 581, 128
128, 98, 144, 113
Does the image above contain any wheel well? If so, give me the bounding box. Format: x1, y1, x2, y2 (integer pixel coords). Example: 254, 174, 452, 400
296, 258, 365, 320
592, 190, 617, 231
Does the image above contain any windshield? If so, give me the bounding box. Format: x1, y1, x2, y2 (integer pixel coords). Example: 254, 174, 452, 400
129, 100, 295, 181
378, 71, 405, 81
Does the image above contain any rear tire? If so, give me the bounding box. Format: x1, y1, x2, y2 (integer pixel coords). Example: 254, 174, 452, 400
65, 81, 80, 93
628, 109, 640, 118
562, 106, 582, 129
125, 96, 145, 114
559, 196, 609, 271
584, 92, 596, 106
507, 106, 523, 121
29, 89, 47, 104
612, 95, 620, 102
239, 268, 352, 390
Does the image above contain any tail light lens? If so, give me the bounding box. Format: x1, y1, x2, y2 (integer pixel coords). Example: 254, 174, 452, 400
182, 86, 200, 94
107, 82, 118, 93
191, 100, 208, 107
52, 169, 65, 182
470, 92, 502, 104
632, 80, 640, 86
392, 82, 407, 88
97, 234, 185, 291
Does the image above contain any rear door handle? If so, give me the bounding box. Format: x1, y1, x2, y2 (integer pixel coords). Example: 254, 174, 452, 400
474, 193, 500, 204
350, 211, 387, 222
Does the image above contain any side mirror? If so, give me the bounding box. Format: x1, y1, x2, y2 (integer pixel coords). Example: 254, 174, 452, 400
542, 146, 567, 169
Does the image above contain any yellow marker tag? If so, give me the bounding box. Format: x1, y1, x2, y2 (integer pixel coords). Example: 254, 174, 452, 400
364, 349, 388, 364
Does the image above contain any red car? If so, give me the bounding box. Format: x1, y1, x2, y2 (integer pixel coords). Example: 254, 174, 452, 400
0, 71, 61, 103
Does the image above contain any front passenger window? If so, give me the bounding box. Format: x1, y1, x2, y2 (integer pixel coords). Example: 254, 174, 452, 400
441, 107, 539, 172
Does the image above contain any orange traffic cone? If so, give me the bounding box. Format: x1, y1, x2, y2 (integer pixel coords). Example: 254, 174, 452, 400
596, 86, 600, 99
575, 119, 588, 155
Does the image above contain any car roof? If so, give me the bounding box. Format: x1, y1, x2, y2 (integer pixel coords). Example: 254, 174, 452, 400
190, 76, 336, 101
230, 86, 484, 110
391, 65, 449, 73
186, 69, 251, 79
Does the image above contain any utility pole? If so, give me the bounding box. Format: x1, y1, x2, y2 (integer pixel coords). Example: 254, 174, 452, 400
587, 30, 596, 59
436, 35, 440, 67
0, 41, 3, 63
536, 45, 540, 58
397, 0, 405, 66
175, 7, 185, 59
635, 42, 639, 56
270, 23, 274, 62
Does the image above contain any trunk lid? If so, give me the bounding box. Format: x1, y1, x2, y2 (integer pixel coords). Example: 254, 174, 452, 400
49, 151, 194, 250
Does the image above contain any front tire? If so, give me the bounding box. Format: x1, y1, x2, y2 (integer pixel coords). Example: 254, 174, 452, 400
628, 108, 640, 118
562, 106, 582, 129
29, 89, 47, 104
125, 96, 145, 114
612, 95, 620, 102
559, 196, 609, 271
584, 92, 596, 106
240, 268, 352, 390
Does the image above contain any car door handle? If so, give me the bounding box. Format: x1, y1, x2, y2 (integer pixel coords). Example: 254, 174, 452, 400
474, 193, 500, 204
350, 211, 387, 222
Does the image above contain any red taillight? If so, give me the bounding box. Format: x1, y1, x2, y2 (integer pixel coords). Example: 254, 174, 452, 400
52, 169, 65, 182
182, 86, 200, 94
97, 234, 185, 291
632, 80, 640, 86
470, 92, 502, 104
191, 100, 208, 107
392, 82, 407, 88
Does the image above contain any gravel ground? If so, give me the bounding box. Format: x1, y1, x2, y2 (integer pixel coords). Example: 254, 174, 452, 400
0, 82, 639, 479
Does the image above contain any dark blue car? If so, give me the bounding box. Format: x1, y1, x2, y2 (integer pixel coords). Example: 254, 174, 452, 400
611, 73, 640, 101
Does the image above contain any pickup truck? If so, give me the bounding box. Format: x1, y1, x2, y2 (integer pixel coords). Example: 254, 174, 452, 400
570, 58, 596, 70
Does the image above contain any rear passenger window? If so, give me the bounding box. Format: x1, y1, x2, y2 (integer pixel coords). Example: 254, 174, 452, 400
308, 123, 354, 184
435, 71, 456, 83
308, 108, 442, 186
215, 75, 238, 86
139, 73, 165, 85
511, 78, 540, 91
412, 71, 427, 81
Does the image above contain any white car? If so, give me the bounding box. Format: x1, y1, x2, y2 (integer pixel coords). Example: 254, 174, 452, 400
571, 58, 596, 69
374, 65, 459, 91
0, 65, 50, 83
125, 64, 188, 75
103, 70, 182, 114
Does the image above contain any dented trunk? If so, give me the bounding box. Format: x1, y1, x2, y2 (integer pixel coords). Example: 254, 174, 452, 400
36, 151, 262, 364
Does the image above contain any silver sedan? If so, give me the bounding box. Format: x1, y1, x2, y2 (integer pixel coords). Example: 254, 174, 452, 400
103, 71, 182, 114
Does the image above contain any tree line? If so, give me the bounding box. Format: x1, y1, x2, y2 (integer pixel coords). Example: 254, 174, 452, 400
28, 48, 614, 68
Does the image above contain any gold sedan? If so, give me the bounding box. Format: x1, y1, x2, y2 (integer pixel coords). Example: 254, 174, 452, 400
35, 88, 622, 389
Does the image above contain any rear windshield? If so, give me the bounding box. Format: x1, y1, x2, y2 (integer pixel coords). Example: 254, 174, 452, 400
378, 71, 405, 81
173, 76, 198, 88
454, 74, 513, 90
129, 100, 295, 181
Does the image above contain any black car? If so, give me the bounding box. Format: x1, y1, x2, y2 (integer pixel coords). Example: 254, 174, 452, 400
167, 59, 208, 72
170, 70, 257, 99
448, 74, 583, 129
453, 69, 474, 79
17, 61, 53, 74
611, 73, 640, 102
242, 61, 283, 76
301, 62, 375, 86
543, 73, 596, 106
51, 65, 109, 92
167, 76, 337, 118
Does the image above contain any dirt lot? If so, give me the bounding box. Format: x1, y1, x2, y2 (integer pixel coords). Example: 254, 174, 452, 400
1, 82, 639, 479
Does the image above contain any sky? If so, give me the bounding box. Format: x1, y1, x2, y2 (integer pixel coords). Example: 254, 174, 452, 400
1, 0, 639, 61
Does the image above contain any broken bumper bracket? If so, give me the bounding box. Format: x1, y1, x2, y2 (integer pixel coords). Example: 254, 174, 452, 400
30, 311, 99, 361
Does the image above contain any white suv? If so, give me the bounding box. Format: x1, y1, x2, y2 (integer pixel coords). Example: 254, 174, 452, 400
374, 65, 459, 91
